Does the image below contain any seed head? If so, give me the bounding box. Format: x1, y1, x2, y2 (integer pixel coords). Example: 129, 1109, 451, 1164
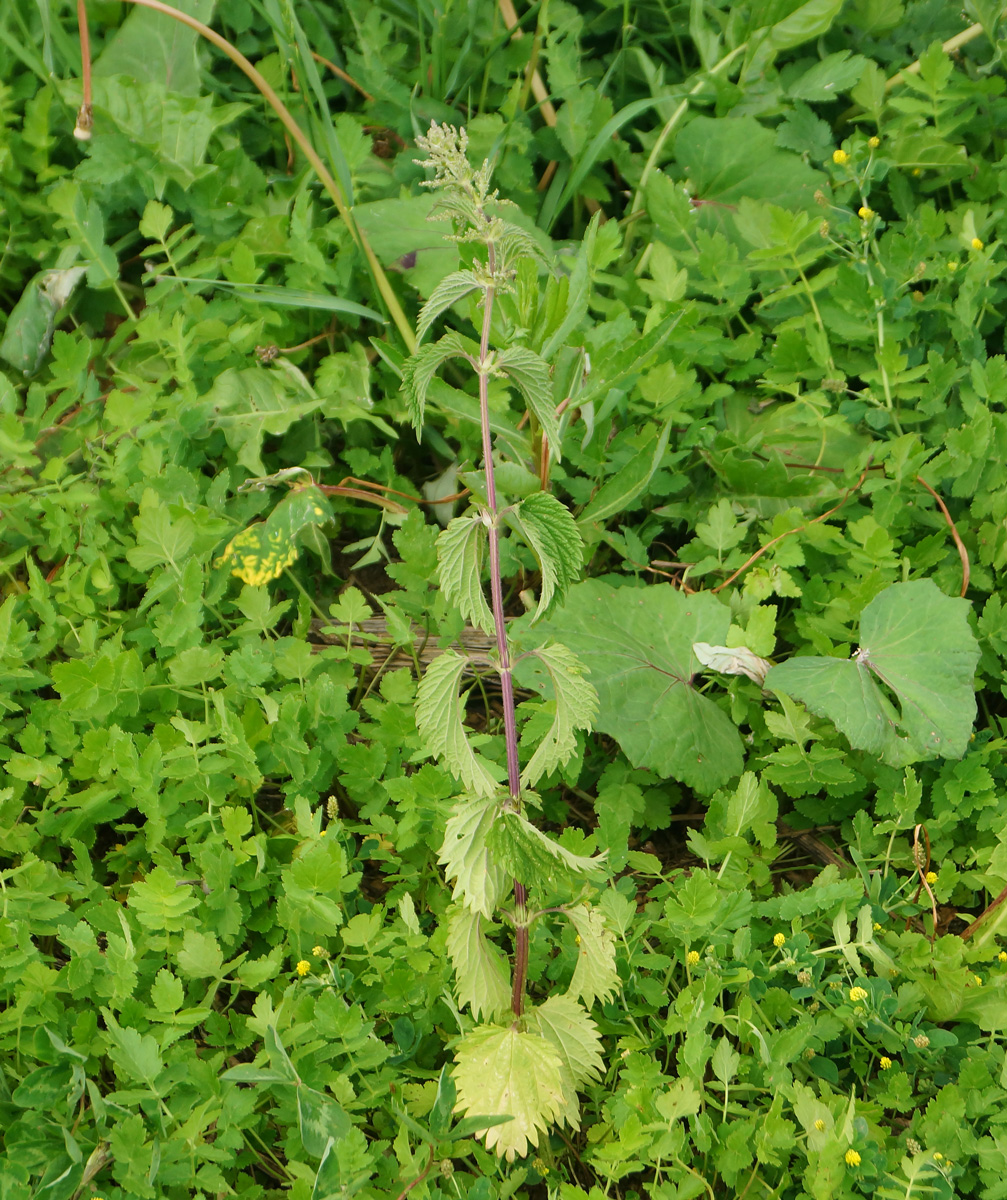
913, 1034, 930, 1049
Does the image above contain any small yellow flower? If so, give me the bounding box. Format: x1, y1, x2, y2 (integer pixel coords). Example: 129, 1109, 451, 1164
873, 922, 882, 931
686, 950, 700, 966
880, 1056, 892, 1070
974, 975, 983, 986
814, 1118, 826, 1132
998, 951, 1007, 964
972, 237, 984, 250
773, 932, 786, 948
833, 149, 850, 165
296, 960, 311, 976
858, 206, 875, 220
933, 1152, 944, 1161
849, 986, 868, 1003
925, 870, 937, 885
846, 1149, 862, 1167
912, 167, 922, 176
868, 136, 881, 148
312, 945, 325, 957
319, 828, 327, 836
948, 261, 959, 272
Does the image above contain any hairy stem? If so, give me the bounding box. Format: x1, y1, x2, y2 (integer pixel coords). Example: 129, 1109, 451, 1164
477, 241, 529, 1017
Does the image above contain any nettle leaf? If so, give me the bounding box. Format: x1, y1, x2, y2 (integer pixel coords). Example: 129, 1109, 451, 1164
416, 651, 500, 797
453, 1024, 567, 1161
439, 797, 509, 918
765, 580, 979, 765
215, 487, 332, 587
417, 270, 483, 343
495, 346, 560, 455
445, 904, 512, 1021
401, 331, 471, 430
566, 903, 620, 1008
437, 512, 495, 635
509, 492, 583, 622
519, 580, 744, 793
520, 643, 598, 788
487, 808, 606, 889
524, 995, 605, 1130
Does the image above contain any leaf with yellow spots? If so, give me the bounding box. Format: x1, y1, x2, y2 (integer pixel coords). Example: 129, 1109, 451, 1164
216, 486, 332, 586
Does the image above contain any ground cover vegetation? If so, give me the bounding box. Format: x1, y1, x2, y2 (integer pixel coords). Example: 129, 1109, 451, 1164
3, 0, 1007, 1196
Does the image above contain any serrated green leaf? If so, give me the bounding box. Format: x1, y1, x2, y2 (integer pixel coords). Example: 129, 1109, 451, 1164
517, 580, 744, 793
495, 346, 561, 456
487, 808, 606, 889
566, 904, 620, 1008
509, 491, 583, 622
524, 995, 604, 1130
437, 512, 495, 635
453, 1024, 567, 1161
521, 643, 597, 788
417, 270, 483, 343
445, 904, 512, 1021
416, 651, 500, 798
439, 797, 509, 918
215, 487, 332, 587
765, 580, 979, 765
577, 420, 672, 528
400, 331, 471, 430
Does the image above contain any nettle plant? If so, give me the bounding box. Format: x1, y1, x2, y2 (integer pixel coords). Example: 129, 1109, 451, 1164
401, 124, 618, 1160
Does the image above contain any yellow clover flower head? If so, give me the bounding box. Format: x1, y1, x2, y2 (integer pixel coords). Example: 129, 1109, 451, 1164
686, 950, 701, 966
849, 986, 868, 1002
998, 951, 1007, 964
296, 960, 311, 976
974, 975, 983, 986
933, 1152, 944, 1162
948, 260, 959, 272
846, 1149, 862, 1167
868, 135, 881, 148
880, 1056, 892, 1070
773, 932, 787, 948
833, 149, 850, 165
312, 945, 325, 957
925, 870, 937, 884
972, 237, 985, 250
858, 206, 875, 220
814, 1119, 826, 1132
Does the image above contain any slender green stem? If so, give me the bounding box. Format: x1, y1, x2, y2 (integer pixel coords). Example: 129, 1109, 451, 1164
76, 0, 416, 352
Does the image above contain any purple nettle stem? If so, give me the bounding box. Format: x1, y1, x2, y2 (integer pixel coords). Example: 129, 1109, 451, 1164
477, 239, 529, 1018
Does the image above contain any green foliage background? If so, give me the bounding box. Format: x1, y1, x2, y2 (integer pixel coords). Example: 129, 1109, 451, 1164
3, 0, 1007, 1197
